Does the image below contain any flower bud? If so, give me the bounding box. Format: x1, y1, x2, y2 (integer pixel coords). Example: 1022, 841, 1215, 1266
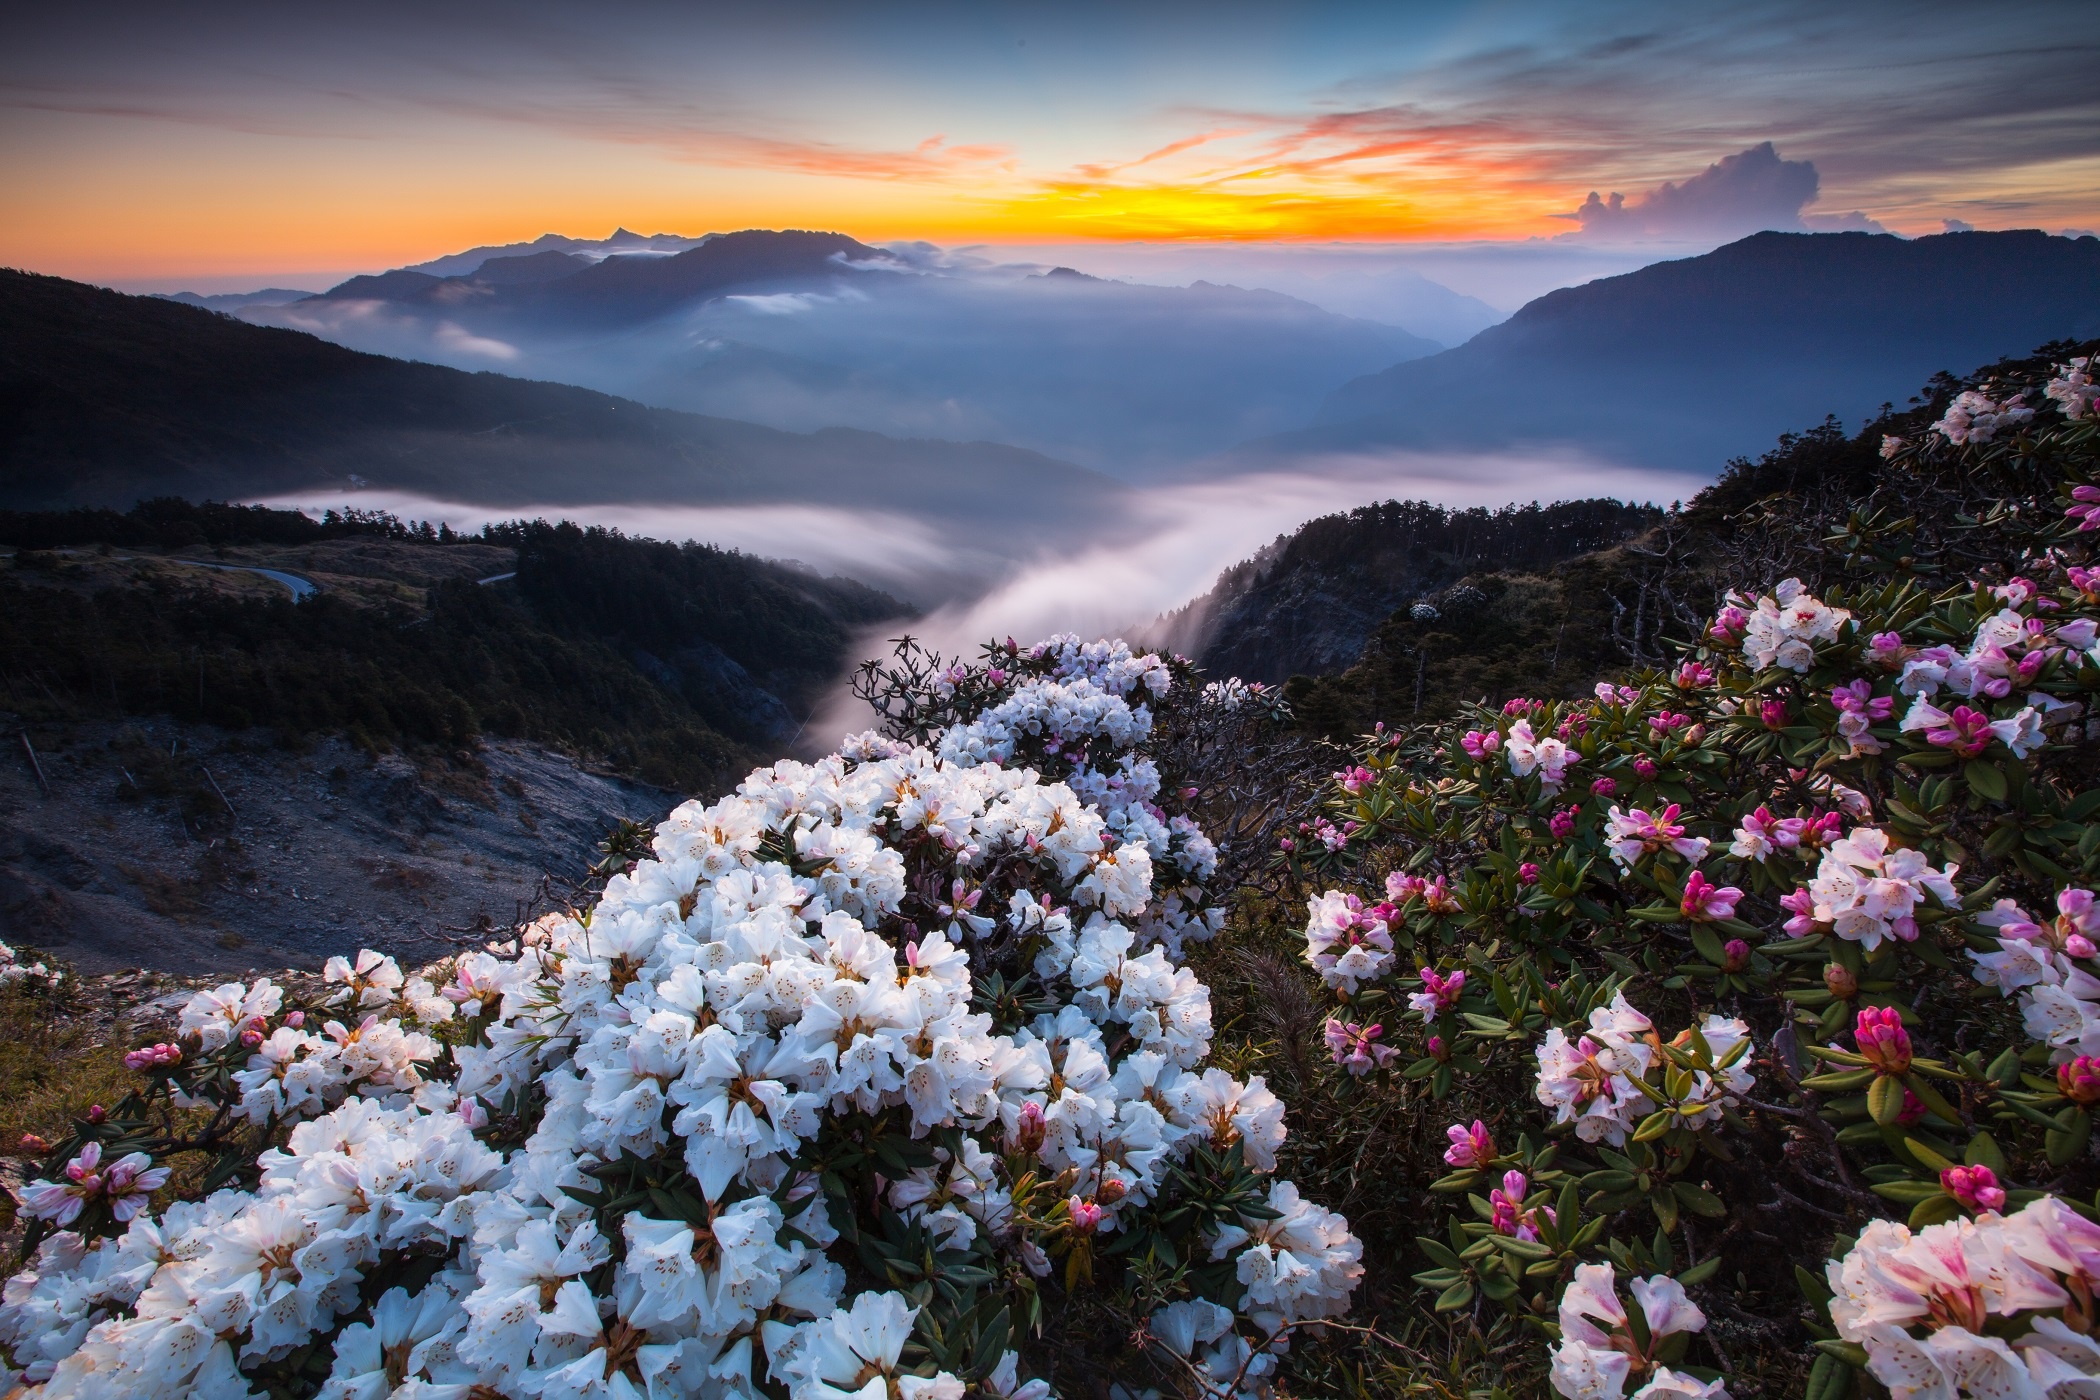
1722, 939, 1752, 973
2058, 1056, 2100, 1104
1940, 1164, 2007, 1213
1442, 1119, 1496, 1169
85, 1105, 107, 1124
1426, 1034, 1450, 1062
1823, 963, 1859, 999
1013, 1100, 1047, 1156
1067, 1196, 1104, 1233
1633, 758, 1659, 781
1518, 862, 1541, 886
1096, 1177, 1127, 1207
18, 1133, 50, 1155
1855, 1006, 1913, 1075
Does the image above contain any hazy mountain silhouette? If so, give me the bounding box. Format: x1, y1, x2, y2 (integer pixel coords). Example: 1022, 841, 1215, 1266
158, 288, 318, 311
264, 229, 1441, 475
316, 229, 892, 329
1263, 230, 2100, 470
403, 227, 706, 279
0, 270, 1124, 534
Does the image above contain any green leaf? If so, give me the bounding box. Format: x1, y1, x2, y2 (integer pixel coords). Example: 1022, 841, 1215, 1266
1867, 1074, 1905, 1126
1435, 1279, 1476, 1312
1688, 925, 1727, 964
1869, 1180, 1945, 1203
1677, 1255, 1722, 1287
1964, 1132, 2007, 1173
1902, 1138, 1958, 1172
1965, 760, 2008, 802
1672, 1181, 1727, 1218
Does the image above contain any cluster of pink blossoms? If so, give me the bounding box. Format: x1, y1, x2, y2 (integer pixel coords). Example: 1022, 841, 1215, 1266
18, 1142, 169, 1227
1603, 804, 1710, 869
1729, 806, 1842, 863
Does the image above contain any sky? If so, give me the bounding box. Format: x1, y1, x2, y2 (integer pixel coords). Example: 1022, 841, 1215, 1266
3, 0, 2098, 287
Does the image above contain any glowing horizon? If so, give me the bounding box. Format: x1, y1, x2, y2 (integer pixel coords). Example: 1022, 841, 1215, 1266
4, 1, 2096, 288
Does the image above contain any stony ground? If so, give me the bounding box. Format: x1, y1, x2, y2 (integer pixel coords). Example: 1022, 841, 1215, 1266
0, 714, 676, 975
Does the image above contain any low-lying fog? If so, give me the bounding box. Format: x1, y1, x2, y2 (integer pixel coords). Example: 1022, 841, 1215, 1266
262, 444, 1702, 748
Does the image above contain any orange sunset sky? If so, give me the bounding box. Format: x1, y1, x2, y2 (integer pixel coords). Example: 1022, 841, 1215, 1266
4, 0, 2097, 288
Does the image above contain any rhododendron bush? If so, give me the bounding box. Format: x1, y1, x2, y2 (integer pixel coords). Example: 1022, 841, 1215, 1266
0, 639, 1362, 1399
1266, 352, 2100, 1398
10, 347, 2100, 1399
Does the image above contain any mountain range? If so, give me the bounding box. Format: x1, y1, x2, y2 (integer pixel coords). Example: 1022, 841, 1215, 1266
1256, 229, 2100, 471
238, 231, 1442, 475
0, 269, 1124, 577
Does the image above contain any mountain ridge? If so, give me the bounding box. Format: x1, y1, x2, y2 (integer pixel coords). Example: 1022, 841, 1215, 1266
0, 269, 1125, 537
1247, 229, 2100, 471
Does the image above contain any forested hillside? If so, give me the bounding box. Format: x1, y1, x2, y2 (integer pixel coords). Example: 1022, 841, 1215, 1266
0, 502, 903, 792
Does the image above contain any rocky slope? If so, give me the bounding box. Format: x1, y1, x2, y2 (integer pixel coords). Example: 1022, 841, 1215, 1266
0, 715, 669, 975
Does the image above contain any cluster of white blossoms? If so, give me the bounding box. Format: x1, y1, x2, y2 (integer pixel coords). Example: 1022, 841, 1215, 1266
2048, 357, 2098, 421
0, 938, 60, 988
1931, 388, 2036, 446
1505, 718, 1578, 790
1970, 888, 2100, 1062
0, 640, 1360, 1400
1549, 1264, 1729, 1400
3, 1095, 500, 1396
1826, 1197, 2100, 1399
1795, 827, 1962, 953
1727, 578, 1852, 674
1534, 996, 1753, 1147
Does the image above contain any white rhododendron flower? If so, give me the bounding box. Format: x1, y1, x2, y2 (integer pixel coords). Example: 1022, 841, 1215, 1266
1732, 579, 1851, 673
0, 638, 1355, 1400
1825, 1198, 2100, 1399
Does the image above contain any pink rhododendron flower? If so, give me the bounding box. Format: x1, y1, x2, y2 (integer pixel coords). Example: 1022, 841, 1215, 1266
1067, 1197, 1104, 1233
1604, 803, 1709, 869
1674, 661, 1713, 688
1335, 765, 1376, 795
1679, 871, 1743, 922
1940, 1164, 2007, 1212
1855, 1007, 1913, 1076
19, 1142, 169, 1225
2068, 484, 2100, 530
1409, 966, 1466, 1016
1710, 605, 1749, 645
1781, 887, 1821, 937
1443, 1119, 1496, 1169
1460, 729, 1501, 759
1325, 1019, 1398, 1077
1490, 1170, 1552, 1241
1649, 711, 1691, 735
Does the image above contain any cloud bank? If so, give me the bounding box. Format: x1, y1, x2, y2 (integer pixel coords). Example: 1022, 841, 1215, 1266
1561, 142, 1887, 243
